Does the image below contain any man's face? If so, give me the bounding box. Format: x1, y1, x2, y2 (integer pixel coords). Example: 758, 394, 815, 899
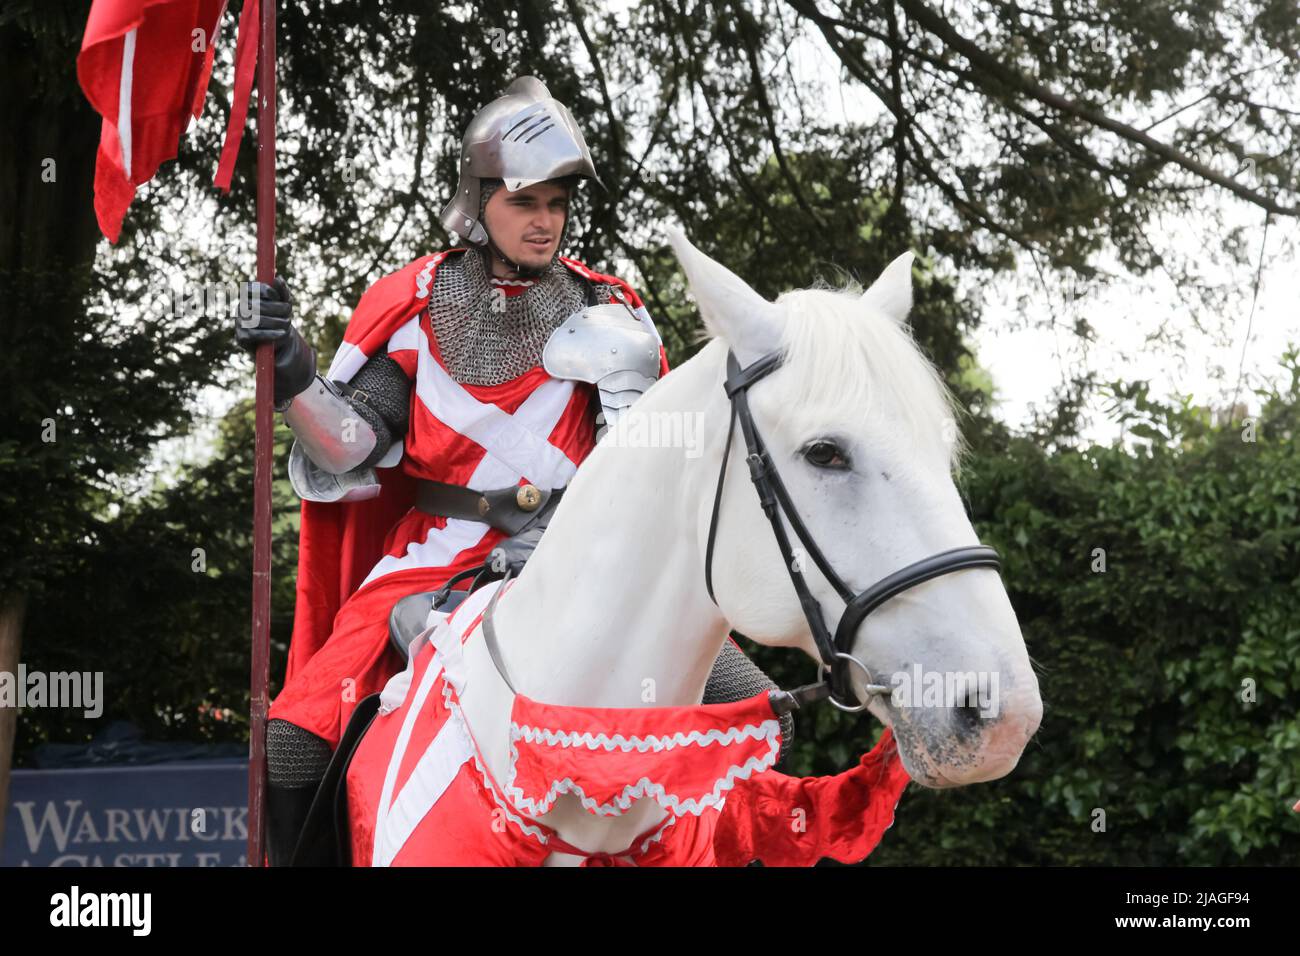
481, 181, 570, 273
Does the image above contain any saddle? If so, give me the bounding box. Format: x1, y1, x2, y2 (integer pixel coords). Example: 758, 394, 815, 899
387, 524, 548, 661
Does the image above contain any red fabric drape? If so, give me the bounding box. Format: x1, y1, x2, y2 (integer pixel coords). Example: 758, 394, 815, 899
77, 0, 228, 242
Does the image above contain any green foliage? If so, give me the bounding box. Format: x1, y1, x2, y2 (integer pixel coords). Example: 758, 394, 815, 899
13, 405, 299, 757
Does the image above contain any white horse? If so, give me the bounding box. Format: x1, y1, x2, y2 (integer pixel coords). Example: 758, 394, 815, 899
358, 226, 1042, 865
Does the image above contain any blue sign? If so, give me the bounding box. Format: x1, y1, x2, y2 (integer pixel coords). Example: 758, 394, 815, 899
3, 761, 249, 867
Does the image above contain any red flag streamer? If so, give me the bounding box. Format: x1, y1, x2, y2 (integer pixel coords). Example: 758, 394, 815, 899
213, 0, 259, 191
77, 0, 227, 242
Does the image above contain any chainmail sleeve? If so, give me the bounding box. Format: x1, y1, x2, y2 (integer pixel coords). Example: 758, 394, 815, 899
705, 637, 795, 765
333, 353, 412, 469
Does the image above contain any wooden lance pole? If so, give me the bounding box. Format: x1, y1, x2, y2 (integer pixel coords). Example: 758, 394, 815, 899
248, 0, 277, 867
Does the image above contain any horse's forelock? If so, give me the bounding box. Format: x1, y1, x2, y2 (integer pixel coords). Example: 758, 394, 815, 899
770, 285, 968, 475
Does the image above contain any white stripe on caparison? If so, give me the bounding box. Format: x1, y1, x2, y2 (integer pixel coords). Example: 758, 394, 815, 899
372, 649, 447, 866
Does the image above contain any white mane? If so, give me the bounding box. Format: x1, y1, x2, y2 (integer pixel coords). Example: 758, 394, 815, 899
762, 282, 968, 474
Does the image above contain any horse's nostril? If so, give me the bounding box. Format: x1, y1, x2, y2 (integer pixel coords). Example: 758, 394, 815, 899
952, 703, 986, 736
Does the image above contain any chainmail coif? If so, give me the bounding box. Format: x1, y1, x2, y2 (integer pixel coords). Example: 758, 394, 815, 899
427, 245, 588, 386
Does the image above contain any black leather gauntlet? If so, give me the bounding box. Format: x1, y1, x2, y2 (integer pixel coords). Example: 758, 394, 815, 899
235, 277, 317, 406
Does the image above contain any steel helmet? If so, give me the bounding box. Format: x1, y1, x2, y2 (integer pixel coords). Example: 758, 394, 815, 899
439, 76, 603, 246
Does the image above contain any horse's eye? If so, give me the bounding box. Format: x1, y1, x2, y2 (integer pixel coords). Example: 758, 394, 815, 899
803, 440, 849, 469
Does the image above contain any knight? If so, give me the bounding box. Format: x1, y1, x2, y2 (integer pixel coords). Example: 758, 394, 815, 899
234, 76, 793, 866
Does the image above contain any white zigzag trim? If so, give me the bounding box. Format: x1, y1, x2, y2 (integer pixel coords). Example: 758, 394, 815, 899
502, 720, 781, 818
439, 677, 551, 847
437, 673, 687, 862
414, 252, 448, 300
513, 722, 778, 753
634, 813, 679, 857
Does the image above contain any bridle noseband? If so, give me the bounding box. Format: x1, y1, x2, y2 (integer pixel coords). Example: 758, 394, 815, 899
704, 350, 1003, 714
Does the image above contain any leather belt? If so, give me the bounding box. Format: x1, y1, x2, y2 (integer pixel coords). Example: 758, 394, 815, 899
414, 479, 564, 536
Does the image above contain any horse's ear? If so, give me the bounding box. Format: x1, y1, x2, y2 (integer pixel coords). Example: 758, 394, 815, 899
860, 251, 915, 325
665, 224, 782, 363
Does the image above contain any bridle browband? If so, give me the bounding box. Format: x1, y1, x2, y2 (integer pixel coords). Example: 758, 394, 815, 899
704, 349, 1003, 714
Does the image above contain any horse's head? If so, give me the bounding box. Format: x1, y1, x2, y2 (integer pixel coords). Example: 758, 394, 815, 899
667, 226, 1041, 788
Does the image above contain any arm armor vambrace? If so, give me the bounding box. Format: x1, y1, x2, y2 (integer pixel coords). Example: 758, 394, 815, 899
283, 354, 413, 502
281, 375, 380, 475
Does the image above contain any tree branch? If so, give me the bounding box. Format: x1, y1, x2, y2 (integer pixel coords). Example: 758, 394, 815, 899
675, 0, 778, 227
892, 0, 1298, 215
350, 78, 431, 287
732, 0, 826, 226
884, 0, 909, 222
786, 0, 1046, 255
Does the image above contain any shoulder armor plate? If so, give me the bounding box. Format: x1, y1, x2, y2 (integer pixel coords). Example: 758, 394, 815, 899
542, 303, 661, 385
542, 304, 663, 436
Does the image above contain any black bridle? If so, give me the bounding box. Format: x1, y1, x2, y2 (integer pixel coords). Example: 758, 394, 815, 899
704, 350, 1003, 713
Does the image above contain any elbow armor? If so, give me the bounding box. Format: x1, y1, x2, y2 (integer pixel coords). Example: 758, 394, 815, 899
287, 442, 384, 503
283, 353, 413, 502
284, 351, 410, 502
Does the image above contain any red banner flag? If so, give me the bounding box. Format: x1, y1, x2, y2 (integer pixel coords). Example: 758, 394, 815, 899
77, 0, 228, 242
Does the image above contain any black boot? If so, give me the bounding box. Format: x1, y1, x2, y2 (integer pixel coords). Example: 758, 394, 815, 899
266, 780, 320, 867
